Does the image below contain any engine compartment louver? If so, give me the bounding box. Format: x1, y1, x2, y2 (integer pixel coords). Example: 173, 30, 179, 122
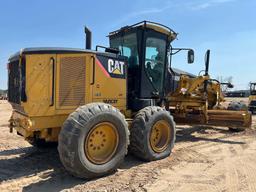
59, 56, 86, 107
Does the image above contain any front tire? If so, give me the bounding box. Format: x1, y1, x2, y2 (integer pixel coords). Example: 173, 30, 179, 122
129, 106, 176, 161
58, 103, 129, 179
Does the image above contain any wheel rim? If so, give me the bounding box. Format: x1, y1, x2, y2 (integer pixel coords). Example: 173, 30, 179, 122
150, 120, 171, 153
85, 122, 119, 164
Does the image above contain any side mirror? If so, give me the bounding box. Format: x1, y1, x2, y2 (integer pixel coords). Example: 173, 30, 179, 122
227, 83, 234, 89
187, 49, 194, 64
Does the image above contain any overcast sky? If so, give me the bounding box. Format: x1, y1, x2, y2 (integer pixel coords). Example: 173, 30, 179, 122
0, 0, 255, 90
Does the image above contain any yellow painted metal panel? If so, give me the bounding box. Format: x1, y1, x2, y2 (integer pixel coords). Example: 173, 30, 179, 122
55, 53, 93, 111
91, 56, 127, 110
15, 52, 128, 139
22, 54, 56, 116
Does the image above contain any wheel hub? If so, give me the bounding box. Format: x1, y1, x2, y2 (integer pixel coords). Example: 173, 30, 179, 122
85, 122, 119, 164
150, 120, 171, 153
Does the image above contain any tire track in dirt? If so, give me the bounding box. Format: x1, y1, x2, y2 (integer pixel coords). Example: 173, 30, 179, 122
224, 146, 239, 192
0, 170, 54, 192
238, 143, 256, 192
0, 145, 66, 191
145, 128, 256, 192
145, 146, 219, 192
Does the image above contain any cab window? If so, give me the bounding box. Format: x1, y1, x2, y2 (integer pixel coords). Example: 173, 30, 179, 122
110, 33, 139, 69
145, 37, 166, 92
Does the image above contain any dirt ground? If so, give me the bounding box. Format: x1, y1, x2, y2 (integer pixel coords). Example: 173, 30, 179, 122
0, 98, 255, 192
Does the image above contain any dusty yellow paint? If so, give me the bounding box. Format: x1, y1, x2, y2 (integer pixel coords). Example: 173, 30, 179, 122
22, 54, 56, 116
150, 120, 171, 153
85, 122, 119, 164
91, 56, 126, 111
10, 52, 127, 142
167, 74, 251, 128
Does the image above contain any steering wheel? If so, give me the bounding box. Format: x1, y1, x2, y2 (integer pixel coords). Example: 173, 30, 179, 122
145, 58, 156, 69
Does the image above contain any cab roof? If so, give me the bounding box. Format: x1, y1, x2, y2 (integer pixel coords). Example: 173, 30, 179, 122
109, 21, 177, 41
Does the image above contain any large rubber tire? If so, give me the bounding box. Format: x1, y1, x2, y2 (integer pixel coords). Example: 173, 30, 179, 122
58, 103, 129, 179
129, 106, 176, 161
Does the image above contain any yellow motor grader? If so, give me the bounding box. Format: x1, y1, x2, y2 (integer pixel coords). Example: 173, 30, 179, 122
8, 21, 251, 179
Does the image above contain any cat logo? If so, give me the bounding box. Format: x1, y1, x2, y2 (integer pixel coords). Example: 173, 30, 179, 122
108, 59, 125, 75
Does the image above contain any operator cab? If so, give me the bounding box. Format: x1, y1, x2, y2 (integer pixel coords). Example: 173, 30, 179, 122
109, 21, 177, 110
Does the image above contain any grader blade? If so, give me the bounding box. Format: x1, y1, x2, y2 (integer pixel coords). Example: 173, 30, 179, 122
207, 110, 252, 129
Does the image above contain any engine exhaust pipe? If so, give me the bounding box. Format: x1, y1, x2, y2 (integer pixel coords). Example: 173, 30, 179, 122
84, 26, 92, 50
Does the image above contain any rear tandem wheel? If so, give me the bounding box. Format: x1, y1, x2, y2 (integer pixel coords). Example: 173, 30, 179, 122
129, 106, 176, 161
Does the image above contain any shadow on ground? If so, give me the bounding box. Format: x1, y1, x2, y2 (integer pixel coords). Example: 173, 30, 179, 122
176, 126, 246, 145
0, 125, 246, 191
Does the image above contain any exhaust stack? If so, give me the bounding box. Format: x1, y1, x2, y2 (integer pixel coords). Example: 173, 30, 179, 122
84, 26, 92, 49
